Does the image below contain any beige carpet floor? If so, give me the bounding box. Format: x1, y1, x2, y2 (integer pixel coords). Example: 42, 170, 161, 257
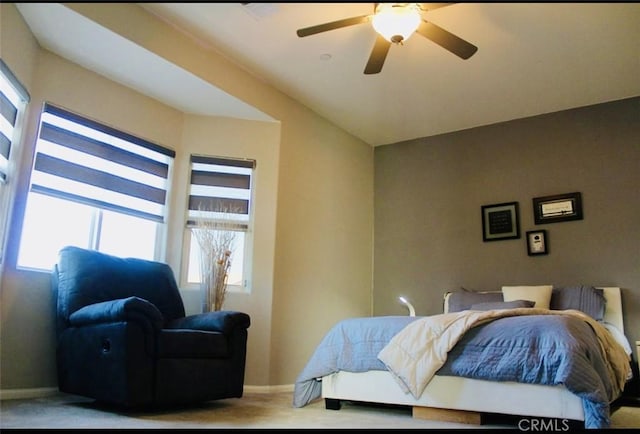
1, 391, 639, 430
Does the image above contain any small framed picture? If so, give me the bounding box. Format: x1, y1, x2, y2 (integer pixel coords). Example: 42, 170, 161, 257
532, 192, 583, 224
526, 230, 548, 256
481, 201, 520, 242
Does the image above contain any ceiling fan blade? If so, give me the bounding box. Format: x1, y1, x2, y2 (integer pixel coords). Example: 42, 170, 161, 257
297, 15, 371, 38
416, 20, 478, 59
364, 35, 391, 75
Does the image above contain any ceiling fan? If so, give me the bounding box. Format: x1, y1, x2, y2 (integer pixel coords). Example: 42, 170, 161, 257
296, 3, 477, 75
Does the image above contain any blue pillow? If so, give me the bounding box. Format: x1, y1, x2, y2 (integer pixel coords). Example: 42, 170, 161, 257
550, 286, 606, 320
447, 290, 502, 313
470, 300, 535, 311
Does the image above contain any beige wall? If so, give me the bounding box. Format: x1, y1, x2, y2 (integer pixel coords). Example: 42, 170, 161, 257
374, 97, 640, 352
174, 115, 281, 385
1, 2, 374, 394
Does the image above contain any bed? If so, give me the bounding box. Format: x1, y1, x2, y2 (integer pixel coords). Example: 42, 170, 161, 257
292, 286, 633, 429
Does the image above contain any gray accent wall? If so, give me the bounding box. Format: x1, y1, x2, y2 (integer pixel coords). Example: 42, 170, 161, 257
374, 97, 640, 351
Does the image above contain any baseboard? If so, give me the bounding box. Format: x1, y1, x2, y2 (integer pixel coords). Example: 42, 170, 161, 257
243, 384, 294, 394
0, 387, 60, 400
0, 385, 293, 401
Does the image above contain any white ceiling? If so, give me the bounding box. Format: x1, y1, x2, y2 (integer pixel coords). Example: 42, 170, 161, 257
16, 3, 640, 147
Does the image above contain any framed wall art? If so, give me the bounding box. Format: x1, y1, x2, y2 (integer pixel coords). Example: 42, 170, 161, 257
532, 192, 583, 224
526, 230, 548, 256
481, 201, 520, 242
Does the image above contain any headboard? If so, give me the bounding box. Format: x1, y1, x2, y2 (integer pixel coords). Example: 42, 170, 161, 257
601, 287, 624, 333
443, 287, 624, 333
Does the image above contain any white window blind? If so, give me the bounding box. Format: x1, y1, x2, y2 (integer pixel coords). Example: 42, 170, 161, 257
0, 59, 29, 184
31, 103, 175, 222
185, 154, 255, 289
187, 154, 255, 229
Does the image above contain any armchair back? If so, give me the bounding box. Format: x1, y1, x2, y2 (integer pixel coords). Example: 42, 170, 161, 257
53, 246, 185, 334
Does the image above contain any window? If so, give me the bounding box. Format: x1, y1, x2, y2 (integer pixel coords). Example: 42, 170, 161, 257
184, 155, 255, 291
0, 59, 30, 264
17, 103, 175, 271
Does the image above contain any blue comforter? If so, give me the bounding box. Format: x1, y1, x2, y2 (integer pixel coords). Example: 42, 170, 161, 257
292, 316, 420, 408
436, 314, 620, 428
292, 313, 627, 429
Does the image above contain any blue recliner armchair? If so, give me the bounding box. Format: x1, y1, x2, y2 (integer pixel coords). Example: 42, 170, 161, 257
52, 245, 250, 408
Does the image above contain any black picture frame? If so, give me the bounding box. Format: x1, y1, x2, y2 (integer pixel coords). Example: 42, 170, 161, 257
526, 230, 548, 256
481, 201, 520, 242
532, 192, 583, 224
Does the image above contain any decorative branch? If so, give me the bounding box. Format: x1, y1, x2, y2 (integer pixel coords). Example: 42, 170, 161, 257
191, 203, 240, 312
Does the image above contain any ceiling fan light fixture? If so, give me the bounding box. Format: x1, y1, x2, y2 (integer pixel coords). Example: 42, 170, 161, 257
372, 3, 421, 44
296, 3, 477, 74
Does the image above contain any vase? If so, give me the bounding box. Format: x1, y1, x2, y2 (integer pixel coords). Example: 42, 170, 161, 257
199, 250, 216, 313
200, 257, 228, 313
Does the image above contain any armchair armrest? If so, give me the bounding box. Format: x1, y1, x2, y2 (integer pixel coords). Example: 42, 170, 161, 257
68, 296, 164, 333
166, 311, 250, 335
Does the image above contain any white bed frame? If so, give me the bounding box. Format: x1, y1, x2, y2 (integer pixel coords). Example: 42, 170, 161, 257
321, 287, 626, 425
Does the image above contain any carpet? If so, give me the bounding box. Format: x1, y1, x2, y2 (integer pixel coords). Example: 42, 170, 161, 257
1, 391, 639, 430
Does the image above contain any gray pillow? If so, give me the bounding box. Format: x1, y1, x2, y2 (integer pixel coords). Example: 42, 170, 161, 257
470, 300, 535, 311
447, 290, 502, 313
550, 286, 606, 320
